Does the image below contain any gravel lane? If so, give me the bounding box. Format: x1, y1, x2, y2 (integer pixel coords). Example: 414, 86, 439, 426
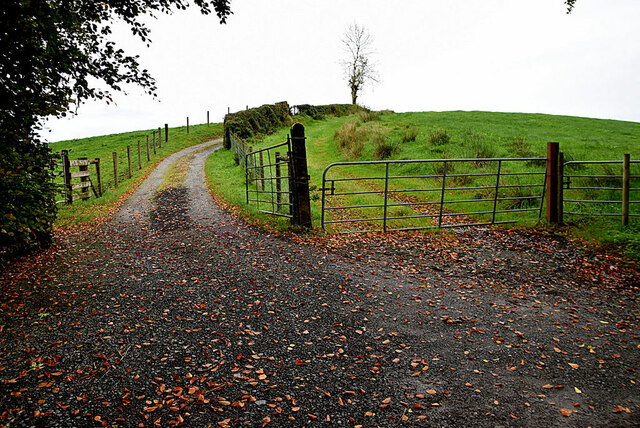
0, 142, 638, 427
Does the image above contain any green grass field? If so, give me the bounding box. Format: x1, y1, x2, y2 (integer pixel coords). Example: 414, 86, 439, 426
50, 123, 222, 227
205, 110, 640, 259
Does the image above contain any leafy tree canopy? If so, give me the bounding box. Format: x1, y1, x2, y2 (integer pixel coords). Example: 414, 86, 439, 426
0, 1, 231, 256
1, 0, 231, 136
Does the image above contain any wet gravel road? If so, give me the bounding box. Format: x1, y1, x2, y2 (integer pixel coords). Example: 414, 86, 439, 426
1, 140, 638, 427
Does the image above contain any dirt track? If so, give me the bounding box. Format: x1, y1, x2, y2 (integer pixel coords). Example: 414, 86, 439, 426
1, 140, 638, 427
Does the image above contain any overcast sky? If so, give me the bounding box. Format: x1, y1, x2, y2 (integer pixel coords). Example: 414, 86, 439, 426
42, 0, 640, 142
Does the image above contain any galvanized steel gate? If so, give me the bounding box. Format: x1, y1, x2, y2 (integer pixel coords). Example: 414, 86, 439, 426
244, 123, 312, 228
245, 138, 293, 219
321, 157, 548, 233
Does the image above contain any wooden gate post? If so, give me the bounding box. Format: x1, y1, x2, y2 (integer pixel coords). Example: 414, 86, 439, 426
207, 111, 210, 127
623, 154, 630, 226
290, 123, 312, 228
187, 117, 190, 134
546, 142, 559, 224
61, 150, 72, 205
165, 124, 168, 143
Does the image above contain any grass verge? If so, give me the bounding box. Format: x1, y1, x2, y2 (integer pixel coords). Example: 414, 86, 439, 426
204, 111, 640, 259
51, 123, 222, 229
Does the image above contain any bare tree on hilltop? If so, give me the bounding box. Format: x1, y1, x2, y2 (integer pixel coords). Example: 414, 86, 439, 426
341, 23, 379, 106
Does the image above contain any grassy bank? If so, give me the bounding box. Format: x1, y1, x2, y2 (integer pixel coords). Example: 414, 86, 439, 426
50, 123, 223, 228
205, 110, 640, 258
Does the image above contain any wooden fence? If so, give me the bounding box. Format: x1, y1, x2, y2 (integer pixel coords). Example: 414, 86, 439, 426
57, 123, 170, 205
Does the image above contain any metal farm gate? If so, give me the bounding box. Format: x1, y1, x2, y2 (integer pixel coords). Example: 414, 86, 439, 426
321, 157, 548, 233
245, 139, 293, 219
244, 123, 312, 228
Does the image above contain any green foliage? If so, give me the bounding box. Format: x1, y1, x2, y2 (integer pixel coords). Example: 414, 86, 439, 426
372, 132, 399, 160
605, 224, 640, 259
1, 0, 231, 256
224, 102, 292, 140
357, 109, 380, 123
511, 136, 533, 158
429, 129, 450, 146
401, 127, 419, 143
294, 104, 362, 120
334, 120, 366, 160
207, 109, 640, 257
0, 140, 57, 257
51, 123, 222, 227
463, 131, 496, 164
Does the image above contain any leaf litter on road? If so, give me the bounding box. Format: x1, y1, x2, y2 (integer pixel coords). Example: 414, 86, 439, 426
1, 142, 638, 426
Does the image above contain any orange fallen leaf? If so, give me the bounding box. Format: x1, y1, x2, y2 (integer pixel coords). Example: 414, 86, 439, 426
561, 408, 573, 417
612, 405, 631, 413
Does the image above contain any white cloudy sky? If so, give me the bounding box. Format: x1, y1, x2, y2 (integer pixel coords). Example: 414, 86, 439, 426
42, 0, 640, 142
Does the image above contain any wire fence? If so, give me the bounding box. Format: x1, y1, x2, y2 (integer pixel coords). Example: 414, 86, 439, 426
53, 126, 169, 204
562, 156, 639, 223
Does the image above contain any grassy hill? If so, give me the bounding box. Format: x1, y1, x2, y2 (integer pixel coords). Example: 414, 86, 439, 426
206, 110, 640, 258
49, 122, 223, 227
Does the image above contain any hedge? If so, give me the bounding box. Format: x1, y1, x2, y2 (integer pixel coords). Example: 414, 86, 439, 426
293, 104, 363, 120
224, 101, 292, 141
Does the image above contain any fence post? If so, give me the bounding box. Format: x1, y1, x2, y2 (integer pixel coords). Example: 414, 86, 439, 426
289, 123, 312, 228
146, 135, 150, 161
95, 158, 102, 197
61, 149, 72, 205
187, 117, 190, 134
113, 152, 119, 188
558, 152, 564, 224
152, 131, 157, 155
623, 154, 630, 226
158, 127, 162, 148
137, 140, 142, 170
165, 124, 168, 143
546, 142, 559, 224
207, 111, 210, 127
126, 146, 132, 179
